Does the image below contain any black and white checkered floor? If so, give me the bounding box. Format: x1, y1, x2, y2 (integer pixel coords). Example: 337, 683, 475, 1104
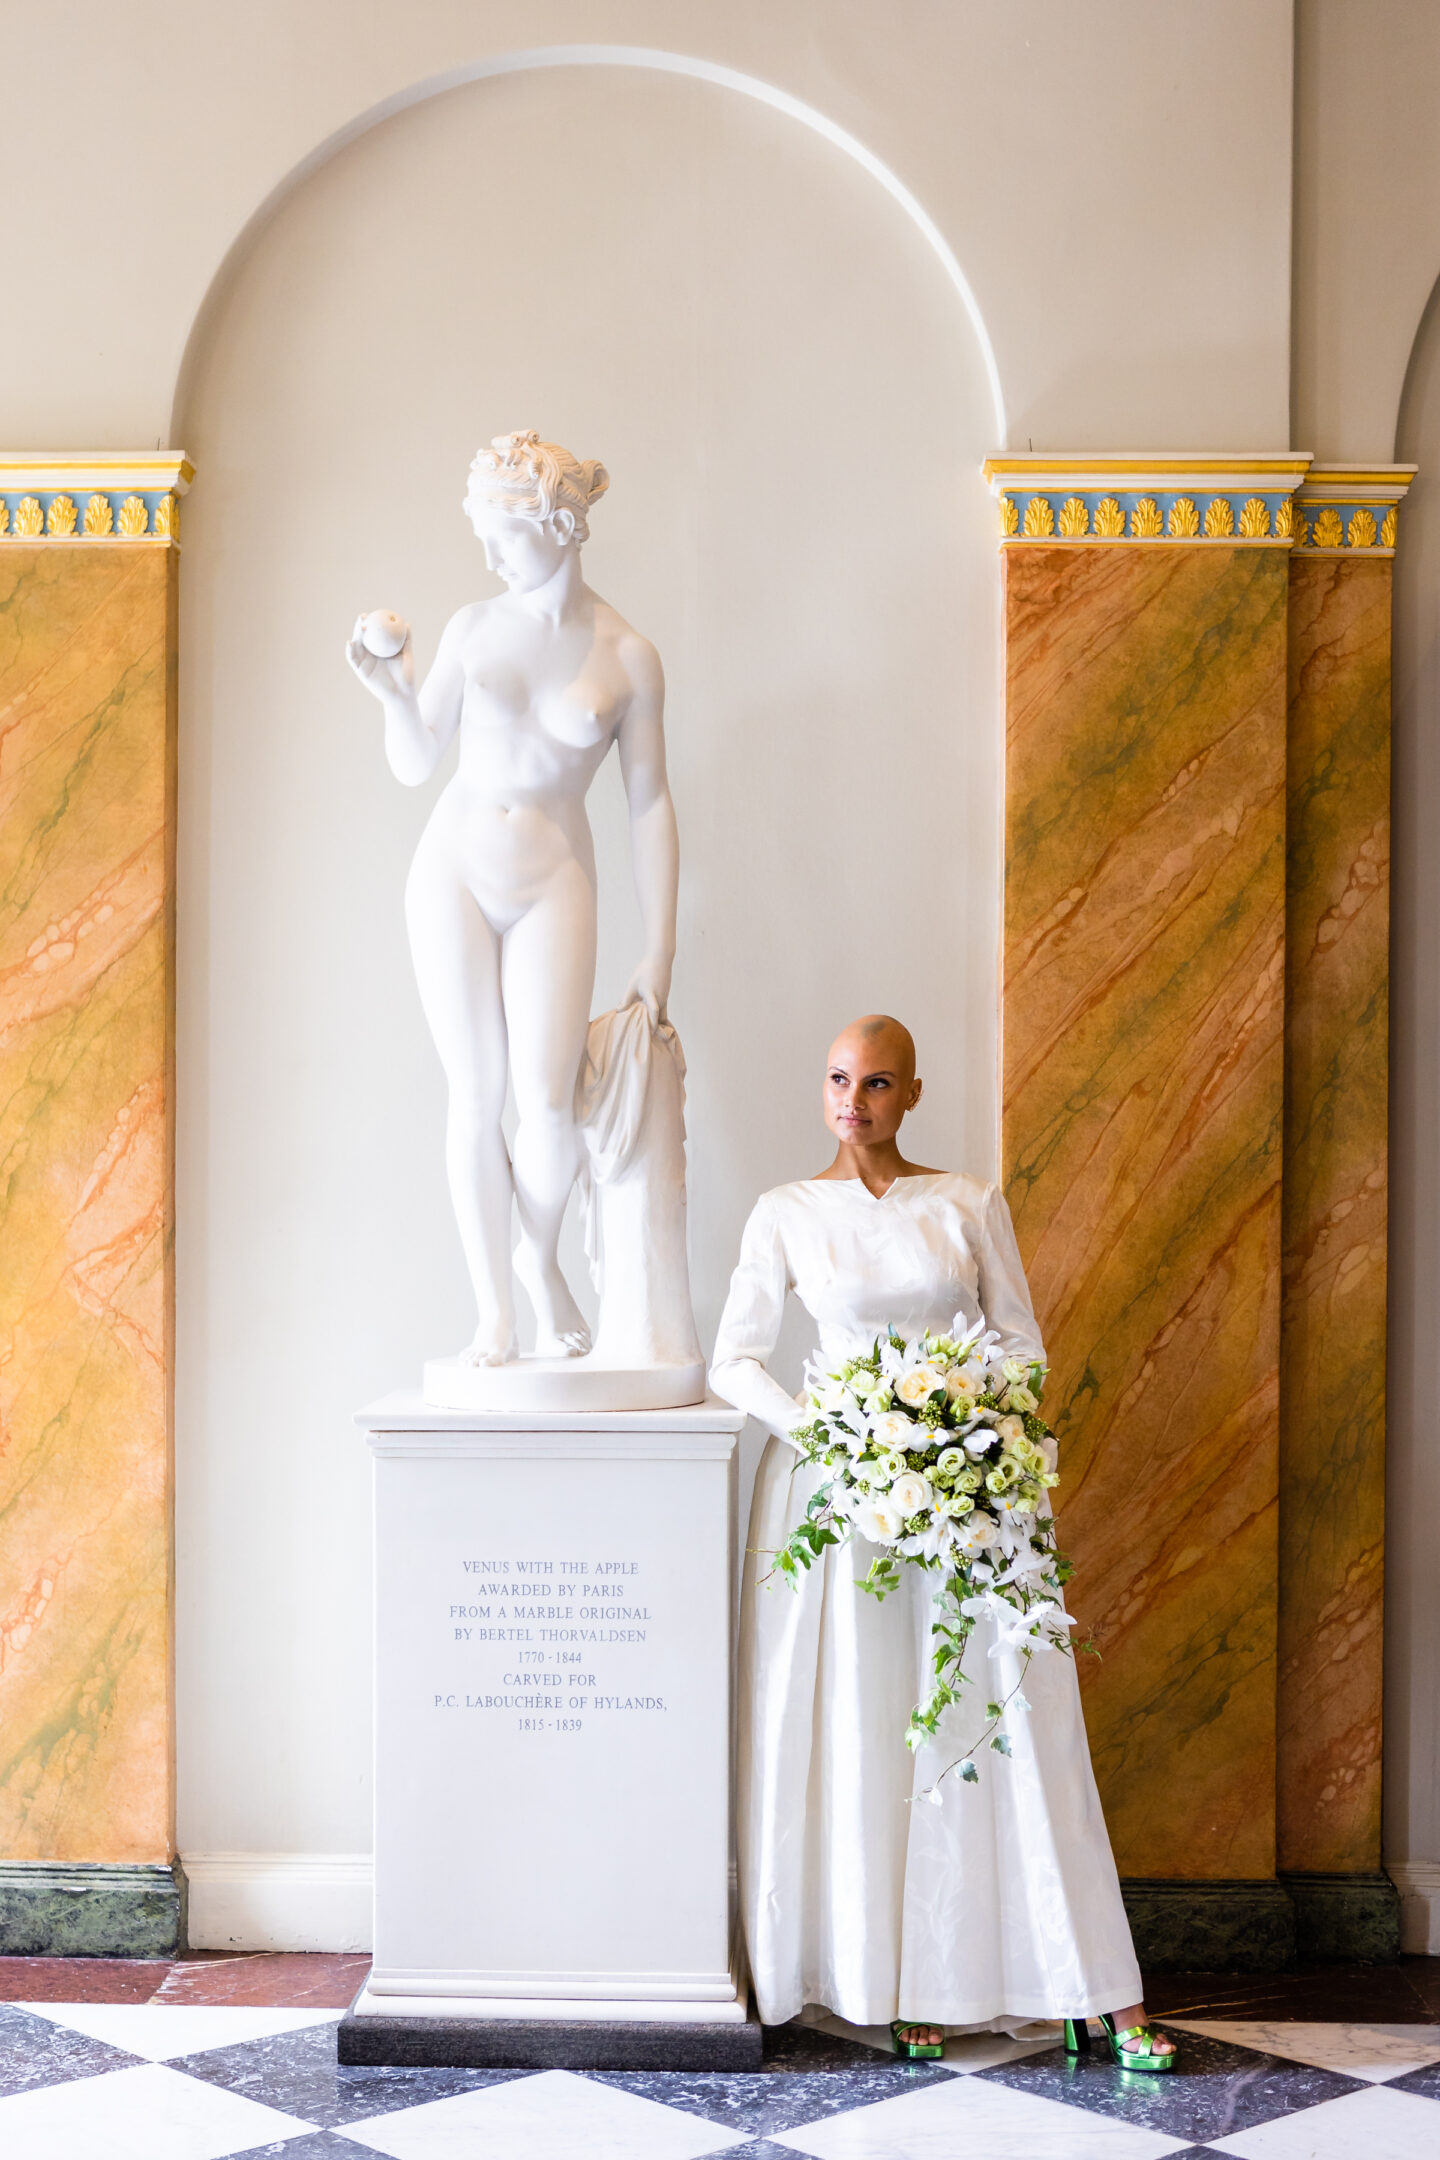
3, 1999, 1440, 2157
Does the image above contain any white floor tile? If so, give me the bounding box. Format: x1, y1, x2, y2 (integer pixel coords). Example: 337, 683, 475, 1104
1170, 2017, 1440, 2083
770, 2072, 1192, 2158
0, 2060, 315, 2159
342, 2067, 746, 2159
1208, 2081, 1440, 2158
20, 1999, 343, 2061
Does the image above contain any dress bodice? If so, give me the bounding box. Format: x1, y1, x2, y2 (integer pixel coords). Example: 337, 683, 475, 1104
709, 1171, 1045, 1440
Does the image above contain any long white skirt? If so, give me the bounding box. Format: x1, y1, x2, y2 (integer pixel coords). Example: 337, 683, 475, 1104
738, 1437, 1144, 2029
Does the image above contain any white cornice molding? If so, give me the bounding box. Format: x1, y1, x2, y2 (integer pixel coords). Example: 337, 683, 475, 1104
980, 453, 1312, 546
0, 452, 192, 544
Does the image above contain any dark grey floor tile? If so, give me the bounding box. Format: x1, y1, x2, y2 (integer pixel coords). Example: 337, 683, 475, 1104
979, 2025, 1365, 2143
586, 2061, 950, 2137
172, 2022, 534, 2126
0, 2001, 141, 2095
1391, 2058, 1440, 2100
227, 2136, 387, 2159
761, 2021, 891, 2069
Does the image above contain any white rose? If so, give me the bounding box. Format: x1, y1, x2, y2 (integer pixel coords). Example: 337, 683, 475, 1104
870, 1410, 914, 1451
853, 1496, 903, 1544
889, 1471, 933, 1517
995, 1414, 1026, 1446
945, 1367, 980, 1402
896, 1364, 945, 1407
957, 1511, 999, 1550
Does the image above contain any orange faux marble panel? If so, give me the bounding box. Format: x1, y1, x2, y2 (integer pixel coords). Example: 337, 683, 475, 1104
1278, 556, 1390, 1875
0, 546, 176, 1861
1002, 545, 1287, 1880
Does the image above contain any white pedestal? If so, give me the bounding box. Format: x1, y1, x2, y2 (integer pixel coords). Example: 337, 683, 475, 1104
344, 1393, 756, 2069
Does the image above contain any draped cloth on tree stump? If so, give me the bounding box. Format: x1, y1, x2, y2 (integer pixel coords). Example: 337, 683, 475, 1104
576, 1003, 704, 1371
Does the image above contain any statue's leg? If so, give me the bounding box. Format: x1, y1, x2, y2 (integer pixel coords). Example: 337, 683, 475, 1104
503, 859, 595, 1358
405, 839, 516, 1364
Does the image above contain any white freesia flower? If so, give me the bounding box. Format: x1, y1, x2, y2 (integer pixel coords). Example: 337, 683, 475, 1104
895, 1363, 945, 1407
818, 1380, 850, 1413
889, 1471, 933, 1517
853, 1495, 903, 1544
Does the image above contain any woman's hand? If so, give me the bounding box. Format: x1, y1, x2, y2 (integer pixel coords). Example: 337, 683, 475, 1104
622, 952, 672, 1026
345, 616, 414, 703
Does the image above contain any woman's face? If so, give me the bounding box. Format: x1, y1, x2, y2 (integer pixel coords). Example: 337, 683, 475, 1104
467, 502, 574, 592
823, 1021, 921, 1147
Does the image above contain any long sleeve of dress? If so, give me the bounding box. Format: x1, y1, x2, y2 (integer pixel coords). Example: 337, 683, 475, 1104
977, 1183, 1047, 1367
709, 1194, 806, 1441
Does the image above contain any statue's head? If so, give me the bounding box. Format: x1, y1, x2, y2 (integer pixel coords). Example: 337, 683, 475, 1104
464, 430, 610, 592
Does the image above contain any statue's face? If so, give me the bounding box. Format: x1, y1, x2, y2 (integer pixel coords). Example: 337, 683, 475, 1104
823, 1021, 921, 1148
467, 503, 575, 592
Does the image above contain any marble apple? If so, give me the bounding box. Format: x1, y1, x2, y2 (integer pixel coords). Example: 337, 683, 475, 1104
346, 432, 703, 1410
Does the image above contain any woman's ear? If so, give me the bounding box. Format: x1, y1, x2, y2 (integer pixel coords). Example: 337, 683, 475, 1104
550, 507, 578, 546
909, 1077, 924, 1112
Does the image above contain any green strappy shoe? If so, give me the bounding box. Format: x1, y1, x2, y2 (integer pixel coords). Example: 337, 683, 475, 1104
1063, 2013, 1176, 2073
891, 2019, 945, 2059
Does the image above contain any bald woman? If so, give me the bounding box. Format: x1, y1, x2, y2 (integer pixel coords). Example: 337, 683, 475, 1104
710, 1018, 1171, 2065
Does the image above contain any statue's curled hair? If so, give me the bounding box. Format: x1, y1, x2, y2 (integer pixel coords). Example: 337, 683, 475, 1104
464, 430, 610, 542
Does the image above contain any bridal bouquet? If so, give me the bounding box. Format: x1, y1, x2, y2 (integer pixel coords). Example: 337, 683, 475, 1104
768, 1321, 1078, 1798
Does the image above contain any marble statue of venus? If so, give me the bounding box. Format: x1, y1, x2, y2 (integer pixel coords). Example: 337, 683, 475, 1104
347, 432, 703, 1412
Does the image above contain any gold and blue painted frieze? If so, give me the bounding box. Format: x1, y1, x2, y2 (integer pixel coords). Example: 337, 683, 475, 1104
982, 456, 1313, 546
0, 455, 193, 546
1291, 465, 1415, 555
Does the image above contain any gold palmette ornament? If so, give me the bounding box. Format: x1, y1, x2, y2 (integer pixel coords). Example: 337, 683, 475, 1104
1058, 495, 1089, 538
1348, 508, 1377, 549
15, 496, 43, 537
1093, 496, 1125, 538
1167, 496, 1200, 538
1130, 496, 1163, 538
118, 495, 149, 537
1022, 494, 1054, 538
1238, 496, 1270, 539
47, 495, 77, 537
83, 492, 114, 537
1203, 496, 1235, 538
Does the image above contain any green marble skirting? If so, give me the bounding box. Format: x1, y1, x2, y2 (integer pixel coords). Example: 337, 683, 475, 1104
1280, 1871, 1401, 1962
1122, 1879, 1296, 1971
1122, 1874, 1401, 1968
0, 1861, 186, 1956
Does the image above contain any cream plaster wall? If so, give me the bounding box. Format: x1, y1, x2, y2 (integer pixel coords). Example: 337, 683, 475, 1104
3, 1, 1292, 454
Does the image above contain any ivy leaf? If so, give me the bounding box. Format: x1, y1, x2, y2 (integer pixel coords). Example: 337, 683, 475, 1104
959, 1759, 979, 1783
991, 1732, 1013, 1756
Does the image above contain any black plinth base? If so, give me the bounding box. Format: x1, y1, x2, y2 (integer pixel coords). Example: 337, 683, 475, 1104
337, 1992, 763, 2070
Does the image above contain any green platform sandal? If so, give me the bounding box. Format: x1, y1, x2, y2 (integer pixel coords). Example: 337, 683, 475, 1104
891, 2020, 945, 2060
1063, 2015, 1177, 2072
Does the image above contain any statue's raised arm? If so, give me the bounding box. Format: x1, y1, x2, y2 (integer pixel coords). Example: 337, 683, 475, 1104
346, 432, 703, 1412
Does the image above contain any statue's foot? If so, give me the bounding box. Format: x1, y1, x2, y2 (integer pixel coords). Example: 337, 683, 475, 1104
457, 1321, 517, 1368
514, 1244, 590, 1359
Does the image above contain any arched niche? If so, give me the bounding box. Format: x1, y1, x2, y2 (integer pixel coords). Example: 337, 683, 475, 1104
172, 58, 1000, 1870
1385, 272, 1440, 1889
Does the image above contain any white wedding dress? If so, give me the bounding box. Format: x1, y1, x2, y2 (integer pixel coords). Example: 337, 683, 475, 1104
710, 1171, 1143, 2030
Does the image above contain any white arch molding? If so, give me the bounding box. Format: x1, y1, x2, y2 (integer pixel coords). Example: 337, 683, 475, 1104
170, 42, 1005, 445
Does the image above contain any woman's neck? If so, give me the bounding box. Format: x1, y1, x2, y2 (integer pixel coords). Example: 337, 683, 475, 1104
813, 1142, 939, 1198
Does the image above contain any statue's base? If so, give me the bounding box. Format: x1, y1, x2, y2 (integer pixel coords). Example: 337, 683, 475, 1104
337, 1980, 763, 2070
422, 1352, 706, 1414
